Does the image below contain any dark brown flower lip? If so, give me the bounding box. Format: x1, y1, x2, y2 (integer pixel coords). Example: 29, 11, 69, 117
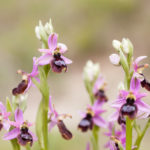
12, 80, 28, 96
57, 120, 73, 140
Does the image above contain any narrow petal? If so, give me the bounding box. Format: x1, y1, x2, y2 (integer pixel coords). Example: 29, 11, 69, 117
8, 121, 20, 128
39, 49, 51, 53
15, 109, 24, 124
130, 76, 140, 92
37, 54, 52, 66
136, 100, 150, 113
49, 121, 57, 131
48, 33, 58, 51
58, 43, 68, 53
111, 99, 126, 108
134, 56, 147, 65
61, 56, 72, 64
93, 116, 106, 128
136, 92, 147, 100
30, 57, 39, 77
3, 128, 20, 140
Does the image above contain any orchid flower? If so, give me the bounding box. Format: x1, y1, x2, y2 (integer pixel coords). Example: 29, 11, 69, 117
78, 100, 106, 132
110, 76, 150, 123
105, 122, 126, 150
37, 33, 72, 73
48, 96, 72, 140
12, 57, 39, 95
4, 109, 37, 146
93, 75, 108, 103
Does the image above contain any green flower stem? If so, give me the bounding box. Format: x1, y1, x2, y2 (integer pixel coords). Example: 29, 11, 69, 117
134, 118, 150, 150
26, 144, 31, 150
39, 68, 50, 150
84, 80, 95, 104
10, 139, 20, 150
34, 66, 50, 150
126, 117, 133, 150
35, 100, 44, 150
91, 126, 100, 150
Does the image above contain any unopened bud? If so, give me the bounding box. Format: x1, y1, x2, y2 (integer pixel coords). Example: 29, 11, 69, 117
109, 54, 120, 66
122, 38, 133, 55
112, 40, 121, 51
83, 60, 100, 82
44, 19, 53, 35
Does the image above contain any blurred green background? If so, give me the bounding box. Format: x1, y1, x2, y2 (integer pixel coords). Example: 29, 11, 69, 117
0, 0, 150, 149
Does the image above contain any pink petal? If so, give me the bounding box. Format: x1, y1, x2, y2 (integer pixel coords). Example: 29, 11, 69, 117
61, 56, 72, 64
93, 116, 106, 128
134, 56, 147, 65
15, 109, 24, 124
136, 100, 150, 113
49, 121, 57, 131
30, 57, 39, 77
48, 33, 58, 51
136, 92, 147, 100
8, 121, 20, 128
93, 75, 105, 94
3, 128, 20, 140
39, 49, 51, 53
58, 43, 68, 53
111, 99, 126, 108
37, 54, 52, 66
130, 76, 140, 92
133, 56, 147, 71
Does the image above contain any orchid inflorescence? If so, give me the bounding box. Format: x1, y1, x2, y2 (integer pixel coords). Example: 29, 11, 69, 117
0, 19, 150, 150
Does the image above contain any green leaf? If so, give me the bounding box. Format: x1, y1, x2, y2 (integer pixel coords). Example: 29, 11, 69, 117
6, 97, 12, 112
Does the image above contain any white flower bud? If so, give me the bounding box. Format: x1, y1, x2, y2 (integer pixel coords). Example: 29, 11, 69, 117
122, 38, 130, 54
109, 54, 120, 66
35, 26, 41, 40
112, 40, 121, 51
83, 60, 100, 82
44, 19, 54, 35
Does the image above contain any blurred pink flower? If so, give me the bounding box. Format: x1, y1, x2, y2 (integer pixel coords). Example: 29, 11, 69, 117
105, 122, 126, 150
78, 100, 106, 132
93, 75, 108, 103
